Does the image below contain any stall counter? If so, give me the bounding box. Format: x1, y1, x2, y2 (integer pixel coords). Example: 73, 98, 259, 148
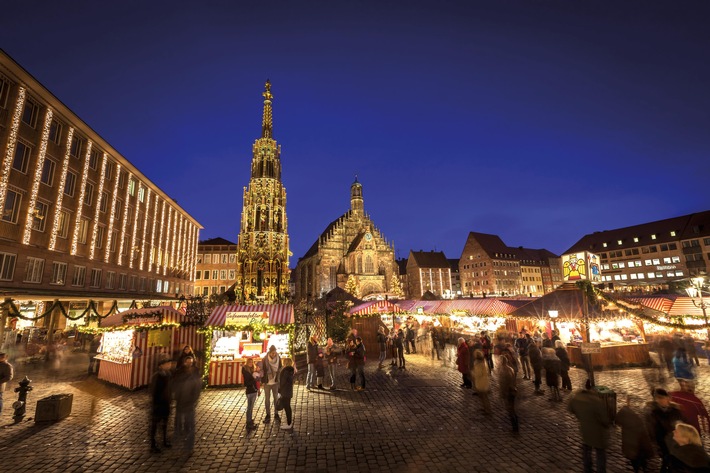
567, 342, 650, 368
208, 360, 245, 386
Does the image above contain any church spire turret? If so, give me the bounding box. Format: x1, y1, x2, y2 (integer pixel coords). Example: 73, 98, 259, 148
262, 79, 273, 139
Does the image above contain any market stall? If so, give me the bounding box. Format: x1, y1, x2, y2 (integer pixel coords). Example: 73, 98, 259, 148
94, 306, 196, 390
202, 304, 294, 387
509, 282, 651, 368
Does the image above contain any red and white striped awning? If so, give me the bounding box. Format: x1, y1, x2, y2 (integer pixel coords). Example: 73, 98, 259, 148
205, 304, 295, 326
349, 300, 406, 316
626, 296, 677, 314
102, 305, 185, 327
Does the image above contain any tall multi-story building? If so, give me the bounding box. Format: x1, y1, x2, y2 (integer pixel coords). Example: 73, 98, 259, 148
194, 237, 237, 297
0, 50, 201, 313
459, 232, 561, 297
448, 258, 461, 298
235, 81, 290, 303
564, 210, 710, 291
406, 250, 452, 299
295, 179, 397, 302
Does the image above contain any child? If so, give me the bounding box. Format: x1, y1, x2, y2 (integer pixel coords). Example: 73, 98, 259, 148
315, 350, 326, 390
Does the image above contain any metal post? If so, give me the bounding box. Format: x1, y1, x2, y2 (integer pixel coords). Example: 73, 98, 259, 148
581, 286, 595, 388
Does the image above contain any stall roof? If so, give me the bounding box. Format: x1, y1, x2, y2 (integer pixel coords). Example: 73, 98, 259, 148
625, 296, 677, 314
349, 300, 406, 315
394, 299, 521, 316
206, 304, 295, 326
509, 284, 605, 320
102, 306, 184, 327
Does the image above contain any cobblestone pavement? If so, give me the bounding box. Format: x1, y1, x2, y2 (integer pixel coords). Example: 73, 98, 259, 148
1, 348, 709, 472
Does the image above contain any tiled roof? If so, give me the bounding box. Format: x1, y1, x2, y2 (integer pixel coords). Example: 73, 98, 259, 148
199, 237, 236, 246
468, 232, 511, 258
409, 251, 450, 269
563, 211, 710, 255
301, 212, 349, 260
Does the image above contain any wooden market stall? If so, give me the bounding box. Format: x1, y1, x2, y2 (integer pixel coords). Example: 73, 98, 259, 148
203, 304, 294, 387
508, 283, 652, 368
95, 306, 202, 390
348, 300, 406, 351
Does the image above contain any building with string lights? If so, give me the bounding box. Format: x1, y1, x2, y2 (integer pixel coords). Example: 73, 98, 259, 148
0, 49, 202, 326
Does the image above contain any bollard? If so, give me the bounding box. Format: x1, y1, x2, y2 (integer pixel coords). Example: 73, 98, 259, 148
12, 376, 32, 423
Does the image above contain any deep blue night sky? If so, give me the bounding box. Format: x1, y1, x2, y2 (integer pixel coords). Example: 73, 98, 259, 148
2, 1, 709, 265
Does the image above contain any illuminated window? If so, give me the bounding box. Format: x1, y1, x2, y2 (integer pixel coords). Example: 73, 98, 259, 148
672, 256, 681, 263
78, 218, 89, 244
105, 271, 115, 289
31, 201, 48, 232
670, 231, 676, 237
675, 271, 684, 277
220, 270, 226, 280
229, 270, 235, 279
633, 237, 639, 242
57, 210, 70, 238
138, 186, 145, 203
229, 254, 236, 264
212, 270, 218, 280
2, 190, 21, 224
204, 254, 212, 264
221, 254, 228, 264
651, 234, 657, 240
96, 225, 105, 249
118, 273, 127, 290
50, 262, 66, 285
128, 178, 136, 196
617, 240, 623, 245
602, 242, 608, 248
195, 271, 201, 280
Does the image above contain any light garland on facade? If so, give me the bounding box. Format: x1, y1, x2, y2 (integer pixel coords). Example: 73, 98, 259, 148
89, 153, 108, 260
22, 107, 53, 245
177, 216, 184, 273
149, 193, 158, 271
104, 163, 121, 263
156, 199, 165, 273
139, 188, 151, 271
170, 208, 177, 276
129, 184, 142, 269
71, 141, 93, 255
117, 172, 132, 266
164, 206, 172, 276
49, 127, 74, 251
0, 87, 25, 211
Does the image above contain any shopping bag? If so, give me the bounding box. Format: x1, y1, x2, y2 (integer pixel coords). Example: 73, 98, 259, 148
275, 395, 284, 411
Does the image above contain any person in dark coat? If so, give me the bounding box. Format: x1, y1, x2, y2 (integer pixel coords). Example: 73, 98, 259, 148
431, 326, 441, 360
88, 335, 101, 375
149, 357, 174, 453
346, 339, 357, 388
456, 338, 472, 388
279, 358, 295, 430
353, 337, 366, 391
528, 341, 544, 395
242, 357, 260, 430
659, 337, 676, 374
666, 422, 710, 472
395, 329, 406, 369
683, 336, 700, 367
173, 355, 202, 453
325, 338, 338, 390
176, 345, 197, 371
515, 332, 531, 380
646, 388, 685, 473
616, 396, 655, 472
315, 351, 325, 389
568, 380, 611, 473
555, 340, 572, 391
406, 324, 417, 354
542, 347, 562, 402
480, 331, 493, 372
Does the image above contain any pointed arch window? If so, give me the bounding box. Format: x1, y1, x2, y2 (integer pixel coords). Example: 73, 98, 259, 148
365, 255, 374, 274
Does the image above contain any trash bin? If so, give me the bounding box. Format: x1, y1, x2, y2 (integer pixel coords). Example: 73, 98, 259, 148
594, 386, 616, 424
35, 393, 73, 422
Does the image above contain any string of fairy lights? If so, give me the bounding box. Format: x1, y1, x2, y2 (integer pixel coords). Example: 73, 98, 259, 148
104, 163, 121, 263
0, 86, 24, 212
70, 140, 93, 256
22, 107, 52, 245
48, 127, 74, 251
89, 153, 108, 260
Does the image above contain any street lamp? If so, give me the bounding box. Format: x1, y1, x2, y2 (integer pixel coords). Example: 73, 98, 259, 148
685, 276, 710, 342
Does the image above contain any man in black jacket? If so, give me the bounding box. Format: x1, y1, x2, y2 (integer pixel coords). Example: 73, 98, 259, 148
354, 338, 366, 391
149, 357, 173, 453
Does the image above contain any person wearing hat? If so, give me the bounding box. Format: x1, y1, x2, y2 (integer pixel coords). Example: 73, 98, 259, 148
261, 345, 282, 424
149, 356, 174, 453
0, 352, 14, 414
646, 387, 684, 472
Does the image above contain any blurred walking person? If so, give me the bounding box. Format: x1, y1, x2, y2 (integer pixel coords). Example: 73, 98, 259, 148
569, 380, 611, 473
0, 352, 13, 414
395, 329, 406, 369
616, 395, 655, 473
646, 388, 684, 473
457, 337, 472, 388
498, 354, 518, 433
325, 338, 338, 390
529, 341, 544, 395
555, 340, 572, 391
306, 335, 319, 390
666, 422, 710, 471
149, 357, 173, 453
173, 355, 201, 454
543, 347, 562, 402
353, 337, 366, 391
472, 350, 491, 414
